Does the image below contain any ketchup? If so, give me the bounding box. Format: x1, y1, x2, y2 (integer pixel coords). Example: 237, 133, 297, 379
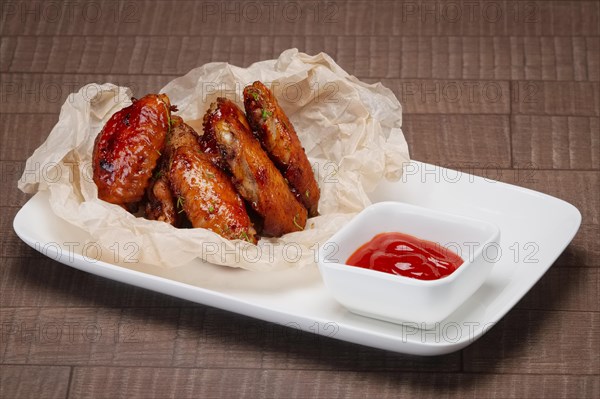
346, 232, 464, 280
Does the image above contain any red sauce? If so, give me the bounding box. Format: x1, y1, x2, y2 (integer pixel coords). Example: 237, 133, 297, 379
346, 232, 464, 281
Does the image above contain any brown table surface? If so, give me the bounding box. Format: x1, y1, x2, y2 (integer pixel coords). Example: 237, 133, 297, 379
1, 1, 599, 398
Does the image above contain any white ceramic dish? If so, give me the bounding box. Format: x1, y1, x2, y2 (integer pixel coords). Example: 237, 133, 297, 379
318, 202, 501, 327
13, 161, 581, 356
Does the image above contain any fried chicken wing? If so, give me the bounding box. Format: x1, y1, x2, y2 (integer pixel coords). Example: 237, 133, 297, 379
145, 116, 212, 226
243, 81, 320, 217
169, 145, 257, 243
203, 98, 307, 236
93, 94, 172, 206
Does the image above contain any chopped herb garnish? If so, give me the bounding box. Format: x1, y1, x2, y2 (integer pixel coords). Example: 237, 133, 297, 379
162, 101, 172, 132
239, 231, 250, 242
305, 189, 310, 198
154, 169, 164, 179
206, 172, 215, 179
293, 214, 303, 230
176, 196, 185, 213
208, 204, 215, 213
156, 149, 162, 156
261, 109, 272, 120
251, 91, 259, 101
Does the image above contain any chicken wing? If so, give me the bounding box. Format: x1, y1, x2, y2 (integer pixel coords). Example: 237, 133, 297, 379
243, 81, 320, 217
168, 145, 257, 243
145, 115, 214, 227
93, 94, 173, 206
202, 98, 307, 236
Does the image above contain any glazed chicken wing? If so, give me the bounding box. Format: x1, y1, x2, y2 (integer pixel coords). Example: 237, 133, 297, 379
243, 81, 320, 217
145, 115, 205, 226
93, 94, 172, 206
202, 98, 307, 236
169, 145, 257, 243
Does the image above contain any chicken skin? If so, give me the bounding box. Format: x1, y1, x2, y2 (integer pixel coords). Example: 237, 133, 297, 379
169, 145, 257, 243
243, 81, 320, 217
165, 116, 203, 158
202, 98, 308, 236
93, 94, 173, 206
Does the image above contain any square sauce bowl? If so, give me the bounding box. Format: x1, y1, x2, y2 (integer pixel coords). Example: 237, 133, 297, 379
317, 202, 501, 328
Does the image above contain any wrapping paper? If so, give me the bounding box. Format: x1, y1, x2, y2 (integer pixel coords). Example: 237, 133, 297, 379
18, 49, 409, 271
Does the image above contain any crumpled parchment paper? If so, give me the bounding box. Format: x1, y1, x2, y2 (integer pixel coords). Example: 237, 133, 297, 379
18, 49, 409, 271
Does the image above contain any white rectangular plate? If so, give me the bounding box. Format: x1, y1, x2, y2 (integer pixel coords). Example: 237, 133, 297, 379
13, 161, 581, 355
